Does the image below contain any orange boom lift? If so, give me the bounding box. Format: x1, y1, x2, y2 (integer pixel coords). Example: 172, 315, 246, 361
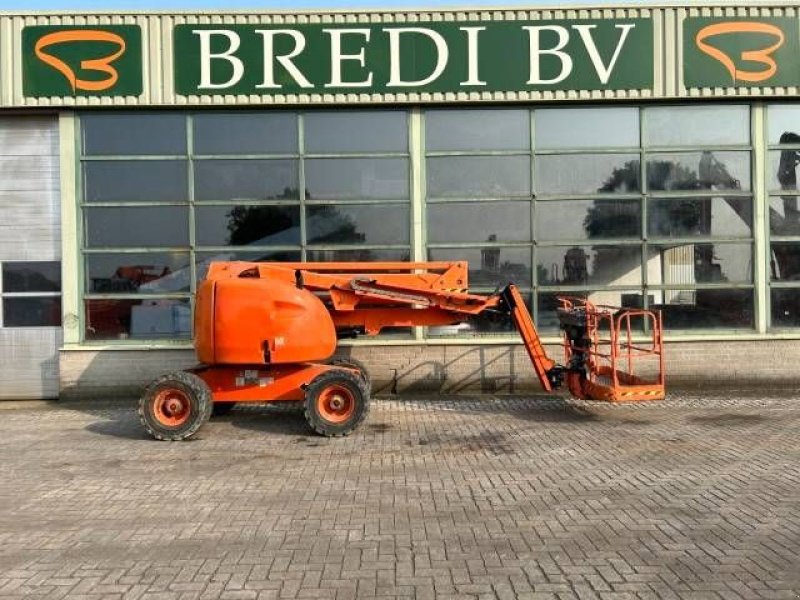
139, 261, 665, 440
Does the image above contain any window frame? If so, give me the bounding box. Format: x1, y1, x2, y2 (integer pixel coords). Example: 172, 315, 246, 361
0, 261, 62, 329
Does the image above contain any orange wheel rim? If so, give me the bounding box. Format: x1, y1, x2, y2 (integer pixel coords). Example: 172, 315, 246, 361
317, 385, 356, 424
153, 388, 192, 427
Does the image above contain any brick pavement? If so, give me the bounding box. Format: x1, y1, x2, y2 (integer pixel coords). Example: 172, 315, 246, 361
0, 393, 798, 599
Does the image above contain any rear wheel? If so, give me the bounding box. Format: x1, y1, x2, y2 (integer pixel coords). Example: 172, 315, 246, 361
139, 371, 212, 441
304, 369, 369, 437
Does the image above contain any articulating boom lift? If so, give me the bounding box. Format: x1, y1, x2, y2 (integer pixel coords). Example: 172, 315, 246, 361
139, 261, 665, 440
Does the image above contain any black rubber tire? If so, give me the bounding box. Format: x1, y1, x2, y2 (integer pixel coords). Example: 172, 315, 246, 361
304, 369, 370, 437
139, 371, 212, 441
328, 356, 371, 391
211, 402, 236, 417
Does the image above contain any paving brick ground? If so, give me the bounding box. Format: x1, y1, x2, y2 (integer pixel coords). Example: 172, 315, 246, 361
0, 392, 798, 600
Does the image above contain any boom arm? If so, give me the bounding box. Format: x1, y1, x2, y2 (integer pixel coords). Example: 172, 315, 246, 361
199, 260, 664, 401
203, 261, 562, 391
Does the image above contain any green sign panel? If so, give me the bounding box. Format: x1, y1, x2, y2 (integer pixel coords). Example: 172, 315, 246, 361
684, 17, 800, 88
23, 25, 143, 97
174, 20, 653, 96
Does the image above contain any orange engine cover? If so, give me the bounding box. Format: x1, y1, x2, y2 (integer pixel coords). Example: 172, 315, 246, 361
195, 277, 337, 365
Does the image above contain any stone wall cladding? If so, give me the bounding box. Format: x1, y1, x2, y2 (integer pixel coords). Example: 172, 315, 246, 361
59, 339, 800, 399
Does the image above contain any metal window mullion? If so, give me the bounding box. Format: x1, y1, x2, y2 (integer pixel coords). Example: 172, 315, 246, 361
426, 195, 536, 203
304, 199, 408, 205
3, 292, 62, 297
640, 106, 650, 308
534, 147, 641, 156
306, 244, 409, 251
84, 293, 192, 300
0, 259, 3, 328
753, 103, 769, 333
194, 245, 302, 253
72, 114, 86, 343
530, 107, 538, 325
533, 193, 643, 202
410, 108, 424, 341
298, 112, 307, 262
303, 151, 408, 159
644, 144, 752, 153
187, 114, 197, 325
81, 201, 190, 208
81, 155, 186, 161
191, 153, 299, 160
425, 150, 530, 158
427, 242, 532, 249
194, 199, 301, 207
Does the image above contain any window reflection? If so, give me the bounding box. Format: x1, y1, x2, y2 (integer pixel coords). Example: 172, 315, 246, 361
428, 202, 531, 244
647, 152, 750, 192
426, 109, 529, 152
772, 289, 800, 327
429, 247, 531, 287
85, 206, 189, 248
194, 160, 298, 202
536, 246, 642, 287
306, 204, 409, 245
305, 111, 407, 153
84, 161, 188, 203
2, 262, 61, 292
536, 154, 640, 195
648, 197, 751, 238
537, 199, 640, 241
82, 113, 187, 156
536, 108, 638, 149
654, 289, 753, 330
4, 297, 61, 327
770, 243, 800, 281
644, 106, 749, 147
647, 243, 752, 285
307, 249, 410, 262
196, 205, 301, 247
193, 113, 297, 155
87, 253, 191, 294
85, 299, 191, 340
305, 158, 408, 200
427, 156, 530, 198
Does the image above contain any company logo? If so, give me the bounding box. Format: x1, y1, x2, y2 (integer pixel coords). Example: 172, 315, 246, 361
34, 30, 126, 92
695, 21, 785, 83
23, 25, 142, 97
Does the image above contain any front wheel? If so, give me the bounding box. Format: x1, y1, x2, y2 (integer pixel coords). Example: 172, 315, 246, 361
139, 371, 212, 441
304, 369, 370, 437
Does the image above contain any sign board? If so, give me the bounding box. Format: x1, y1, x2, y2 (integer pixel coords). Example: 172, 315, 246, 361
22, 25, 143, 97
173, 20, 654, 96
684, 17, 800, 88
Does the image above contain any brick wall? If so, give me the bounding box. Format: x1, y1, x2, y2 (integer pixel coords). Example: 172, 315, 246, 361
59, 339, 800, 399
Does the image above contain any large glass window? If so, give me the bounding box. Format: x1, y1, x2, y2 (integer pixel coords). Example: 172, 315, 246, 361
643, 106, 754, 330
425, 109, 533, 334
80, 111, 411, 341
426, 105, 754, 334
767, 105, 800, 328
80, 105, 760, 343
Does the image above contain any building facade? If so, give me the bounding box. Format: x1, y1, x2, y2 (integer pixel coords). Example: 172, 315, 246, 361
0, 3, 798, 398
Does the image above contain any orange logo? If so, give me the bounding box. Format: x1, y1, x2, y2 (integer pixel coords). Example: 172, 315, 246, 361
34, 29, 126, 92
695, 22, 784, 83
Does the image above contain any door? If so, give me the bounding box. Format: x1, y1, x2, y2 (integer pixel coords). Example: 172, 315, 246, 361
0, 116, 61, 399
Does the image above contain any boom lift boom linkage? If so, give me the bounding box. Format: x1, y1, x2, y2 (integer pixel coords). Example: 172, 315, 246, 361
138, 261, 665, 441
